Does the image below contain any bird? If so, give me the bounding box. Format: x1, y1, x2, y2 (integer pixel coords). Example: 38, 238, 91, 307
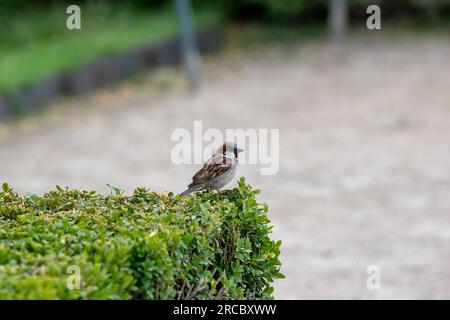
180, 142, 244, 196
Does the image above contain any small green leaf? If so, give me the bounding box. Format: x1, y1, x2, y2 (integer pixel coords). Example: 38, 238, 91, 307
2, 182, 9, 192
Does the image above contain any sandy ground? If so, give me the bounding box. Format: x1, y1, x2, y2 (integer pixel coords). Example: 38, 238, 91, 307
1, 33, 450, 299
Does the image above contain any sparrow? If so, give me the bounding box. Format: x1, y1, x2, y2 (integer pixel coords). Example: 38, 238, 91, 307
180, 142, 244, 196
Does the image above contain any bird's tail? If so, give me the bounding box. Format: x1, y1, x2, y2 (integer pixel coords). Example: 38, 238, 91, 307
180, 185, 202, 197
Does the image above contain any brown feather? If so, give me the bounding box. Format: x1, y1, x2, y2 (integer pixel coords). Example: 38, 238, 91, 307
188, 153, 233, 187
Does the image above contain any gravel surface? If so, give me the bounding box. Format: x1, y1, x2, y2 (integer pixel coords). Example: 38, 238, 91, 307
1, 33, 450, 299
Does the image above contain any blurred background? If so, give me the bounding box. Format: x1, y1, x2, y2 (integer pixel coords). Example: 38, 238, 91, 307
1, 0, 450, 299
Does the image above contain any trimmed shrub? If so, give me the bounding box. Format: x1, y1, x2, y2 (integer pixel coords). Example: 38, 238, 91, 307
0, 178, 283, 299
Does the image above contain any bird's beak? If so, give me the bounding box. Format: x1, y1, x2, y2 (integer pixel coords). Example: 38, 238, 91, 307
237, 147, 244, 153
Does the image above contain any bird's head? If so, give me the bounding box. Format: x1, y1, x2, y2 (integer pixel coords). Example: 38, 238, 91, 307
218, 142, 244, 158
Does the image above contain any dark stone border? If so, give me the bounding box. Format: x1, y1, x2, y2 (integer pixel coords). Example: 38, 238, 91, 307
0, 26, 224, 121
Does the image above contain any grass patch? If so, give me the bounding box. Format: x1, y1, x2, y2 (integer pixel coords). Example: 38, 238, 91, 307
0, 3, 221, 93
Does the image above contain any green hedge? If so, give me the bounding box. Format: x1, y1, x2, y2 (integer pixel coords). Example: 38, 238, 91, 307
0, 178, 283, 299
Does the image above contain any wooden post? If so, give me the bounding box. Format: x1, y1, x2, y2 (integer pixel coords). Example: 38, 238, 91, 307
175, 0, 201, 91
329, 0, 348, 41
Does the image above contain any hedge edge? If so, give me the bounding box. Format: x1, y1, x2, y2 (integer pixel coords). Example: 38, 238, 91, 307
0, 178, 283, 299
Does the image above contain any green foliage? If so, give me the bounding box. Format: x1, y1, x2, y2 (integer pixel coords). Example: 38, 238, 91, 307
0, 178, 283, 299
198, 0, 450, 23
0, 3, 220, 93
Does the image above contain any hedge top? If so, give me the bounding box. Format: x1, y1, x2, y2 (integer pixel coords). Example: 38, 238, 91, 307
0, 178, 283, 299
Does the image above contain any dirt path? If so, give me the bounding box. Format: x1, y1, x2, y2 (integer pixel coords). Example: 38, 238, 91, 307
1, 33, 450, 299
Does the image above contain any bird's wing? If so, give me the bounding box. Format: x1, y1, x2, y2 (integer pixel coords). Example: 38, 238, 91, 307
189, 154, 233, 186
